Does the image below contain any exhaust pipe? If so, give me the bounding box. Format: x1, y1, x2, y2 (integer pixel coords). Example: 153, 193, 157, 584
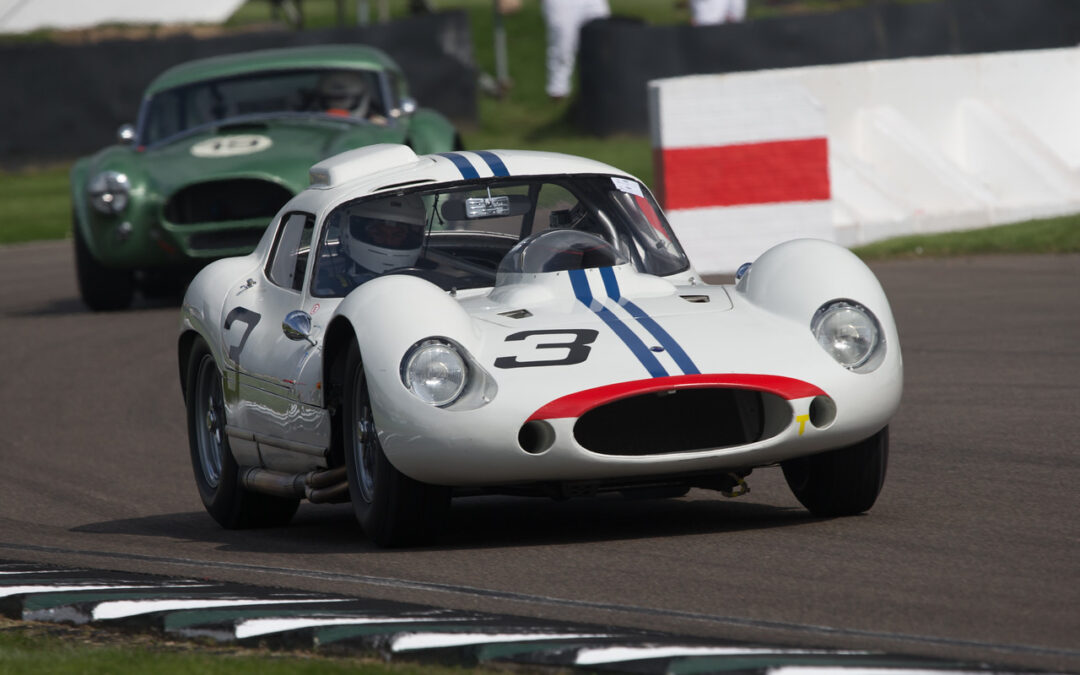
305, 466, 349, 503
306, 466, 346, 490
240, 466, 350, 503
240, 467, 306, 499
307, 481, 350, 503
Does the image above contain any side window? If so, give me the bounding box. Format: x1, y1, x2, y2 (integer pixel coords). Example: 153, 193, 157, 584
266, 212, 315, 292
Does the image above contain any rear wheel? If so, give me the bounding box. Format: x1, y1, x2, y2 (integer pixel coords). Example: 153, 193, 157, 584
185, 337, 298, 528
73, 219, 134, 311
342, 340, 450, 547
781, 427, 889, 517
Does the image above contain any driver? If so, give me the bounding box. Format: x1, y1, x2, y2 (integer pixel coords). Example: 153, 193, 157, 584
314, 195, 429, 296
346, 194, 427, 271
316, 71, 387, 124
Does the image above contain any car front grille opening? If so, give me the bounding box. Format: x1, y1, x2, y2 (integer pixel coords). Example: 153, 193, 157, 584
165, 179, 293, 225
574, 388, 787, 456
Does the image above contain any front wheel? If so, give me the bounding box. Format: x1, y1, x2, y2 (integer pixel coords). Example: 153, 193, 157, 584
73, 219, 134, 311
781, 427, 889, 517
342, 340, 450, 547
185, 337, 299, 528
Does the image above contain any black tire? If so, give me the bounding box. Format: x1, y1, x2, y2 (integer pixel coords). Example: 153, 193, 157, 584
73, 219, 135, 311
781, 426, 889, 517
185, 337, 299, 529
342, 340, 450, 547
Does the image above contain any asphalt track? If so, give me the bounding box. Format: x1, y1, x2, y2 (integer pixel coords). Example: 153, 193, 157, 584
1, 241, 1077, 671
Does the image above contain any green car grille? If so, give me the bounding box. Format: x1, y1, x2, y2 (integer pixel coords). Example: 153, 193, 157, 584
164, 178, 293, 225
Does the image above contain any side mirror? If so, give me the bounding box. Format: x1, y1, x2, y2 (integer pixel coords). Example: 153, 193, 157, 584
391, 97, 418, 118
282, 310, 316, 346
117, 124, 136, 145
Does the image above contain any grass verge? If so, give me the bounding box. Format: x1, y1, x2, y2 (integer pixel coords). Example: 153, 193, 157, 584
0, 618, 483, 675
0, 165, 71, 245
851, 215, 1080, 260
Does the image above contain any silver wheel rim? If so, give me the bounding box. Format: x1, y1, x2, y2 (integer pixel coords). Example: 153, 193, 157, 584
194, 355, 225, 489
352, 368, 377, 504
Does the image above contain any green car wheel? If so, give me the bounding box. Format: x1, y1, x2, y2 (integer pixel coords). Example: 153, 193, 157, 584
73, 217, 134, 312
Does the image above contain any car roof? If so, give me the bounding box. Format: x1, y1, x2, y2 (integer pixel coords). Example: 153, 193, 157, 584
289, 146, 639, 217
145, 44, 399, 96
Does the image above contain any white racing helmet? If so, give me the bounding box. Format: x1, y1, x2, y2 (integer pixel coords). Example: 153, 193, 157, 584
346, 195, 427, 273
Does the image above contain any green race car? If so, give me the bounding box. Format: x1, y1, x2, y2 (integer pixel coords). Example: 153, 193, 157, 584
70, 44, 461, 311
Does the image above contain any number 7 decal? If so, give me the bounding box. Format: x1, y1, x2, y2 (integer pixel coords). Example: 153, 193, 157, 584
224, 307, 262, 363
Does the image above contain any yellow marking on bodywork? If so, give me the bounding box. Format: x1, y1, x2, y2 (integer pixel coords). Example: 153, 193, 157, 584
796, 414, 810, 436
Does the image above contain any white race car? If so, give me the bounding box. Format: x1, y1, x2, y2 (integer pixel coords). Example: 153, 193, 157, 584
179, 144, 903, 546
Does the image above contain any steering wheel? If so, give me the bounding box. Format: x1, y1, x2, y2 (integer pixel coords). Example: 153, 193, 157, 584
386, 265, 452, 285
509, 229, 623, 274
384, 266, 427, 276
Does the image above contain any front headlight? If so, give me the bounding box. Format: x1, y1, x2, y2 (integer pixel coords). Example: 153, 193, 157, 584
401, 339, 468, 406
88, 171, 130, 214
811, 300, 882, 370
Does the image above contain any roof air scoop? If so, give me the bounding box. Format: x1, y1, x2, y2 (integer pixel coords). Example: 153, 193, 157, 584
309, 144, 419, 188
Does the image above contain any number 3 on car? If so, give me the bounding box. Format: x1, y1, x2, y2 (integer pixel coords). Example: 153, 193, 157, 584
494, 330, 598, 368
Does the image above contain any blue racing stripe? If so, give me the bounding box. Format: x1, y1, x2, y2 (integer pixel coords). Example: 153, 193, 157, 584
599, 267, 701, 375
569, 269, 668, 378
438, 152, 479, 179
474, 150, 510, 177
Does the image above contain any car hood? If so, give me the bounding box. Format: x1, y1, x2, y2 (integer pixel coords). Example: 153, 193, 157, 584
345, 263, 858, 447
141, 118, 405, 193
455, 266, 777, 398
451, 265, 851, 426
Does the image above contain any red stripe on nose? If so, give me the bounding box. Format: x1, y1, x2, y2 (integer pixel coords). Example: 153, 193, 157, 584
528, 373, 825, 421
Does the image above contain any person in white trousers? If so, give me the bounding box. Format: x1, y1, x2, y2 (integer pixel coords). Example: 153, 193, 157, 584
689, 0, 747, 25
541, 0, 610, 99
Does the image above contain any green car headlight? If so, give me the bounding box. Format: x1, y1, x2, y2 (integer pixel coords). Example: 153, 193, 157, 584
811, 300, 883, 370
401, 339, 468, 407
88, 171, 130, 214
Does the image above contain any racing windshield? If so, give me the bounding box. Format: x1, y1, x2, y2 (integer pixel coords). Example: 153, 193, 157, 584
311, 175, 691, 298
139, 68, 386, 145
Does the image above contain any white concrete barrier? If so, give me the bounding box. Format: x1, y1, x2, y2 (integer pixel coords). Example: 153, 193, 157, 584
649, 47, 1080, 274
0, 0, 245, 33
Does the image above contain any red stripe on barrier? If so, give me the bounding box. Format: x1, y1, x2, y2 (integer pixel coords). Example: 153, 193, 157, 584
656, 138, 830, 210
527, 373, 825, 421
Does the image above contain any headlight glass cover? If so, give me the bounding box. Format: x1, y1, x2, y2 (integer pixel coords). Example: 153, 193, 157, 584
88, 171, 130, 214
811, 300, 882, 370
401, 339, 468, 406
